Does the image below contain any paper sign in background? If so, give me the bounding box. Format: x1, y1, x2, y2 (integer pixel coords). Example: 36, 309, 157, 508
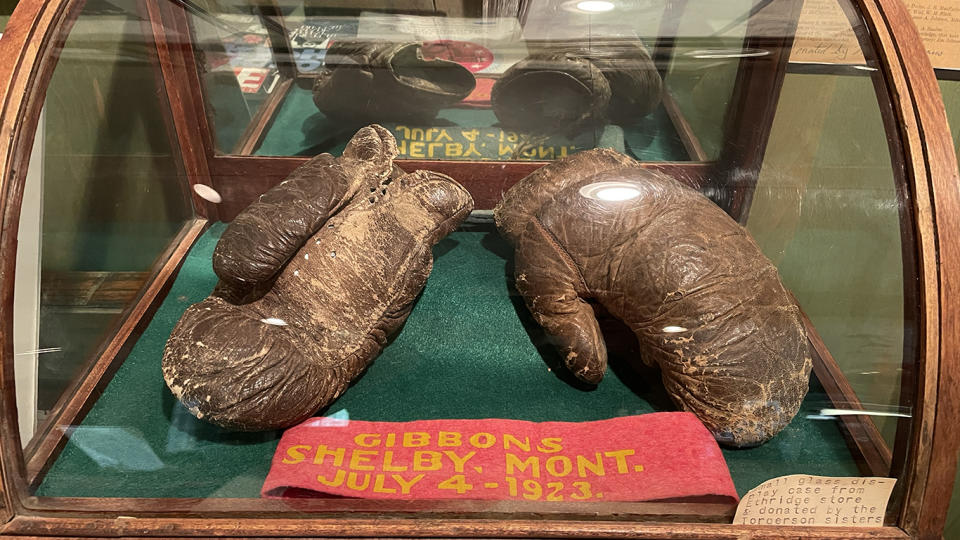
791, 0, 960, 70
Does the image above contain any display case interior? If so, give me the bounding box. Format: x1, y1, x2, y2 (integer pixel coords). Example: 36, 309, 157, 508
2, 0, 959, 537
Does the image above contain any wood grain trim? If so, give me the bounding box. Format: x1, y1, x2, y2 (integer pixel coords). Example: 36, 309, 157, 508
662, 91, 707, 161
0, 0, 86, 521
231, 78, 293, 156
0, 514, 908, 539
19, 497, 735, 519
799, 307, 893, 477
852, 0, 960, 537
712, 0, 802, 224
145, 0, 218, 221
22, 219, 208, 490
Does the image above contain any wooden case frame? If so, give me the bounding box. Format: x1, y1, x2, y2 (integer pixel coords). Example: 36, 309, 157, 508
0, 0, 958, 538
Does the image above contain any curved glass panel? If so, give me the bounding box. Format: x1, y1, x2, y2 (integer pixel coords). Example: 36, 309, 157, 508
8, 0, 921, 531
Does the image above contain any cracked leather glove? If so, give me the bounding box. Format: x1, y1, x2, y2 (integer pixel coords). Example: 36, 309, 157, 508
312, 40, 476, 125
162, 126, 474, 431
492, 41, 662, 133
494, 149, 811, 447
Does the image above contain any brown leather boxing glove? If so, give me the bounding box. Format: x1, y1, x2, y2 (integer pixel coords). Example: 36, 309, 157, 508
495, 149, 811, 447
162, 126, 474, 431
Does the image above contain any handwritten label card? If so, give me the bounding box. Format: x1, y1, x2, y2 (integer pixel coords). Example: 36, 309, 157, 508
734, 475, 895, 527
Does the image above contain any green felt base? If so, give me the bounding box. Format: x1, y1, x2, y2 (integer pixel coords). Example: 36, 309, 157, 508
37, 224, 858, 499
254, 85, 689, 161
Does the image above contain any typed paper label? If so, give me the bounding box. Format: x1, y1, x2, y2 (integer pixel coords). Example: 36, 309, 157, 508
734, 475, 895, 527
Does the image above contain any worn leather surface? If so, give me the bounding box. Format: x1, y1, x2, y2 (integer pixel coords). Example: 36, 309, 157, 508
162, 126, 474, 431
495, 150, 811, 447
312, 41, 476, 125
491, 42, 661, 133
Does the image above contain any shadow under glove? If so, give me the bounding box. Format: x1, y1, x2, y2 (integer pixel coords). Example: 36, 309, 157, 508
162, 125, 474, 431
313, 41, 476, 125
494, 149, 811, 447
492, 41, 662, 134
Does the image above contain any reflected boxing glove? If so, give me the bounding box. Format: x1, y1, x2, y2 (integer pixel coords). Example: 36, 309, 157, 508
312, 41, 476, 125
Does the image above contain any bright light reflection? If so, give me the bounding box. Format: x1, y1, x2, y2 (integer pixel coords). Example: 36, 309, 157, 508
819, 408, 910, 418
576, 0, 615, 12
596, 186, 641, 201
580, 181, 642, 202
686, 48, 770, 59
261, 318, 288, 326
193, 184, 223, 204
662, 326, 687, 333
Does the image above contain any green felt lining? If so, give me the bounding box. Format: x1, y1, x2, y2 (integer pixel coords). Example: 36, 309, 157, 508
37, 224, 858, 499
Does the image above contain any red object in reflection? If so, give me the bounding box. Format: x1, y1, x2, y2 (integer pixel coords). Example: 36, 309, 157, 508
421, 40, 495, 73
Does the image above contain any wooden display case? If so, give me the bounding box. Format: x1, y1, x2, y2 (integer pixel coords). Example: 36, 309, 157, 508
0, 0, 958, 538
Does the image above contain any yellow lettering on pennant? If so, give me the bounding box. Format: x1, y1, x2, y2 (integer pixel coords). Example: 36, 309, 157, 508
283, 444, 310, 464
350, 449, 377, 471
413, 450, 442, 471
537, 438, 562, 453
506, 453, 540, 478
404, 432, 430, 447
345, 472, 370, 491
383, 451, 407, 472
443, 450, 476, 472
438, 431, 462, 447
313, 445, 345, 467
504, 434, 530, 452
372, 474, 396, 494
469, 432, 495, 448
546, 456, 573, 477
354, 434, 379, 447
576, 453, 605, 477
604, 449, 635, 473
394, 473, 425, 494
317, 469, 346, 487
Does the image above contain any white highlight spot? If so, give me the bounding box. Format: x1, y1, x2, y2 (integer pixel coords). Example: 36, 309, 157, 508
580, 181, 642, 202
819, 408, 910, 418
293, 270, 299, 277
662, 326, 687, 333
304, 253, 309, 260
261, 318, 288, 326
576, 0, 615, 12
685, 48, 770, 59
192, 184, 222, 203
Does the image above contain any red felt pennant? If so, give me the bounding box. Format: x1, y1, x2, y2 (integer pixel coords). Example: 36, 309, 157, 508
262, 413, 738, 503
